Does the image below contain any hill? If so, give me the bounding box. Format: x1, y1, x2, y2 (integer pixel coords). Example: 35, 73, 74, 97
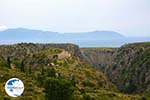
81, 42, 150, 96
0, 43, 149, 100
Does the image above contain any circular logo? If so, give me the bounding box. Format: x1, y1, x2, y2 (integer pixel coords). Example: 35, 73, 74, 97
5, 78, 24, 97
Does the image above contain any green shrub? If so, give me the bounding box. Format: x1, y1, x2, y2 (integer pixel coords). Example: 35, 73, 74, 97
0, 56, 7, 67
82, 81, 95, 87
83, 94, 95, 100
46, 67, 56, 77
44, 77, 74, 100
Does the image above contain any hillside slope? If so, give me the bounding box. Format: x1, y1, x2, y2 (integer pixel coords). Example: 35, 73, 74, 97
109, 42, 150, 94
81, 42, 150, 95
0, 43, 149, 100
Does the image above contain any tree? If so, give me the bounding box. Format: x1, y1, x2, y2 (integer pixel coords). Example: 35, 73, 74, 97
47, 67, 56, 77
0, 56, 6, 67
44, 77, 74, 100
7, 57, 11, 68
29, 66, 32, 74
21, 60, 25, 72
41, 66, 44, 75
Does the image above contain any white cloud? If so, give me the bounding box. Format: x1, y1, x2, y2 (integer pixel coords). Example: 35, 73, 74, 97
0, 25, 8, 31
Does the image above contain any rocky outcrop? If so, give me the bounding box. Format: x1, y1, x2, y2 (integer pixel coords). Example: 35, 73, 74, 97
57, 50, 71, 59
81, 42, 150, 95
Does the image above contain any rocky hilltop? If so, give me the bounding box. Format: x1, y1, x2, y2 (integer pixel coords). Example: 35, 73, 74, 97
0, 43, 83, 62
81, 42, 150, 95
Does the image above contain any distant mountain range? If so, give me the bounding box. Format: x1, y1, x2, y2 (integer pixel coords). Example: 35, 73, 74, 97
0, 28, 150, 47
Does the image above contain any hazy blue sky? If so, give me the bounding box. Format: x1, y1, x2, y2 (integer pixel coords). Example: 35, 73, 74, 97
0, 0, 149, 37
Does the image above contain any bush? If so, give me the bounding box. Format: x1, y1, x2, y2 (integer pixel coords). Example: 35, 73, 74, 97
83, 94, 94, 100
82, 81, 95, 87
44, 77, 74, 100
47, 67, 56, 77
0, 56, 7, 67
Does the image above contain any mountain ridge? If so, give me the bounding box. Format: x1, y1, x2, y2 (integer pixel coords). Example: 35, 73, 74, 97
0, 28, 124, 43
0, 28, 150, 47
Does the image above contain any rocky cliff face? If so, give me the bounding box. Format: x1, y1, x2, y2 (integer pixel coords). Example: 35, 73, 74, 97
81, 48, 115, 73
110, 43, 150, 94
81, 42, 150, 95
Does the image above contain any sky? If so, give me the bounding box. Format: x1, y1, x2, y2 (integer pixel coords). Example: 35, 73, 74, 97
0, 0, 149, 37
